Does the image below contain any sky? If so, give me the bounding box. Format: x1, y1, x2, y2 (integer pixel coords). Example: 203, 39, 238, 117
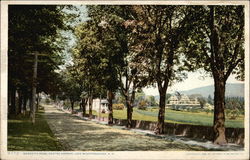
143, 72, 244, 96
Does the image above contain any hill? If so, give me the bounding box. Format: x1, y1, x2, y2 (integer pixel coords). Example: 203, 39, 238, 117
179, 83, 244, 98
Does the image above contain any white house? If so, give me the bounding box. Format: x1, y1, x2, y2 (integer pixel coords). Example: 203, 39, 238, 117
86, 98, 109, 113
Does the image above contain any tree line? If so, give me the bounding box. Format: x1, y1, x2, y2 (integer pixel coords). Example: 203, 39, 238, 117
8, 5, 244, 145
8, 5, 77, 121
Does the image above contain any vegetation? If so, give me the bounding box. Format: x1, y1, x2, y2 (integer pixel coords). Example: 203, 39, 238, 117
8, 108, 63, 151
8, 5, 76, 122
183, 6, 244, 144
89, 108, 244, 128
8, 4, 245, 148
113, 103, 125, 110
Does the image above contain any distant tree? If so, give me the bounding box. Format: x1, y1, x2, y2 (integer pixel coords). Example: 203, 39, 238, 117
165, 94, 172, 104
147, 95, 157, 106
135, 91, 146, 105
138, 100, 147, 110
60, 67, 81, 113
207, 95, 213, 105
225, 97, 244, 110
197, 97, 207, 109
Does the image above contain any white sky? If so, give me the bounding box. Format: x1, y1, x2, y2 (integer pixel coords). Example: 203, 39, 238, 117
143, 72, 244, 96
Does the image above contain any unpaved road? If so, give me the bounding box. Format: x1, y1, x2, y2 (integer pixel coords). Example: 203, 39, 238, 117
44, 104, 206, 151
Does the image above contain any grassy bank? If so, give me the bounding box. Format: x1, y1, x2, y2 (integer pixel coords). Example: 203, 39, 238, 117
8, 109, 63, 151
87, 108, 244, 128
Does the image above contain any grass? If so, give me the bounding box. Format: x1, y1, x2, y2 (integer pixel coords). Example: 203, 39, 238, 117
89, 108, 244, 128
135, 109, 244, 128
8, 108, 64, 151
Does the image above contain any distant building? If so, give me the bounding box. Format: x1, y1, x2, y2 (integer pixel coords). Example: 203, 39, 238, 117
167, 94, 200, 110
168, 95, 199, 105
86, 99, 109, 113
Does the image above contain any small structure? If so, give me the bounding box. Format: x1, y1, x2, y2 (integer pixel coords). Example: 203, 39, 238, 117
87, 98, 109, 113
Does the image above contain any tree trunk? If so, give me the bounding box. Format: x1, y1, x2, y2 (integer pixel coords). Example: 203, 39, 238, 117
10, 86, 16, 115
31, 52, 38, 124
155, 90, 166, 134
23, 92, 27, 114
82, 98, 86, 116
36, 93, 39, 112
88, 94, 93, 119
126, 100, 133, 128
107, 90, 113, 125
213, 78, 227, 145
29, 93, 32, 112
17, 90, 23, 115
70, 100, 74, 114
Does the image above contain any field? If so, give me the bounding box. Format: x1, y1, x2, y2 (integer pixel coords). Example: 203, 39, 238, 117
85, 107, 244, 128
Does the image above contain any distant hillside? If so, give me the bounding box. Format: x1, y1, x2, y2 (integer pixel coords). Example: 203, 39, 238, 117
179, 83, 244, 98
154, 83, 244, 100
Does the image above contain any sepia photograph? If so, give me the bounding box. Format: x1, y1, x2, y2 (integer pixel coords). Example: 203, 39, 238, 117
0, 0, 249, 160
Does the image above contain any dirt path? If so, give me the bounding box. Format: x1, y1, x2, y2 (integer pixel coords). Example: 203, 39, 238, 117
43, 104, 206, 151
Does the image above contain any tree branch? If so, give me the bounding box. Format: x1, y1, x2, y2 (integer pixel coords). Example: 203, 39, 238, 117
224, 58, 243, 81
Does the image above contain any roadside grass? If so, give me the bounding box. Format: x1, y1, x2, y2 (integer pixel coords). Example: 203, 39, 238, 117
88, 108, 244, 128
8, 109, 63, 151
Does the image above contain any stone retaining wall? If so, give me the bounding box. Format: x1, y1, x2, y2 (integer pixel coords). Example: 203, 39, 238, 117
80, 113, 244, 145
112, 118, 244, 145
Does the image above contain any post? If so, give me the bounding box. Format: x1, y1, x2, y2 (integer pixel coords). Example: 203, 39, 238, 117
31, 52, 38, 124
99, 95, 101, 121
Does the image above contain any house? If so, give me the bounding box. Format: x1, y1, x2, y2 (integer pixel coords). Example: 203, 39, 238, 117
86, 98, 109, 113
167, 94, 200, 110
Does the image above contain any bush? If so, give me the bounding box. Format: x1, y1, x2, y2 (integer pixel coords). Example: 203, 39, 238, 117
113, 103, 125, 110
189, 108, 199, 113
45, 98, 50, 104
138, 100, 147, 110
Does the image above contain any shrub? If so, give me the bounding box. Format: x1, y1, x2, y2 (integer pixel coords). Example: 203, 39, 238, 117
45, 98, 50, 104
189, 108, 199, 113
138, 100, 147, 110
113, 103, 125, 110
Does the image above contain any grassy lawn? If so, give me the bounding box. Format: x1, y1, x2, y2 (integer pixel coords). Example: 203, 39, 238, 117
135, 109, 244, 128
89, 108, 244, 128
8, 109, 63, 151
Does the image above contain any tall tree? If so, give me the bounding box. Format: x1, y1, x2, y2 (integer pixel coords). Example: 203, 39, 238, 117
183, 6, 244, 144
128, 6, 192, 134
91, 6, 149, 128
8, 5, 75, 122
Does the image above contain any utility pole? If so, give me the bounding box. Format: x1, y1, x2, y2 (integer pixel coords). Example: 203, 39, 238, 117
99, 95, 101, 121
31, 52, 38, 124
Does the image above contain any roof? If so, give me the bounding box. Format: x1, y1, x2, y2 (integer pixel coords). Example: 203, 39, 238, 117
101, 99, 109, 104
169, 96, 178, 101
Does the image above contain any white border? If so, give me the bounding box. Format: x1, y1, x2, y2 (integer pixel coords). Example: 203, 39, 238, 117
1, 1, 249, 160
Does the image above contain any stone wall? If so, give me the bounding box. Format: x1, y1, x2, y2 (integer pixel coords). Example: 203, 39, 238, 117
81, 113, 244, 145
112, 118, 244, 145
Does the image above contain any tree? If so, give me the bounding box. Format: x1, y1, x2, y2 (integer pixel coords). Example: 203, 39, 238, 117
207, 95, 213, 105
8, 5, 73, 123
197, 97, 206, 109
84, 5, 149, 128
59, 67, 82, 113
147, 95, 157, 106
128, 6, 192, 134
183, 6, 244, 144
